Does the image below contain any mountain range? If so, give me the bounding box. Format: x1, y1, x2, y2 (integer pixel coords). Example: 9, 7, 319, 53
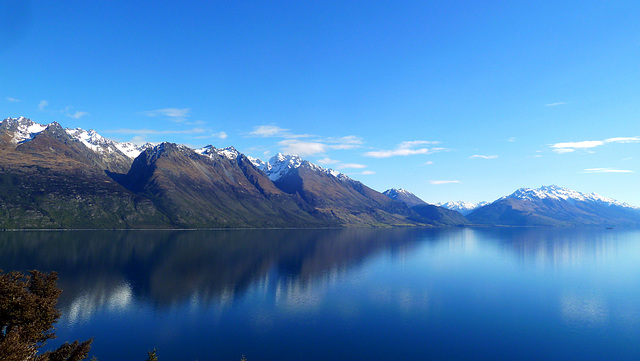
1, 116, 638, 229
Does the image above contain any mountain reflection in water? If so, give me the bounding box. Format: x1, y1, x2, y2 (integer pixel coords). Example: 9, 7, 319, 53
1, 227, 639, 361
0, 228, 434, 317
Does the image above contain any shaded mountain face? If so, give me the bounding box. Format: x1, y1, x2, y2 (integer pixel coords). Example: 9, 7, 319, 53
410, 204, 469, 226
467, 185, 640, 226
250, 154, 419, 226
0, 118, 167, 229
122, 143, 323, 228
383, 188, 427, 207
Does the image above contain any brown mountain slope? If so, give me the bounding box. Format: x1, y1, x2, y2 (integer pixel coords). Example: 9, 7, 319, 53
272, 162, 422, 226
122, 143, 324, 228
0, 122, 168, 229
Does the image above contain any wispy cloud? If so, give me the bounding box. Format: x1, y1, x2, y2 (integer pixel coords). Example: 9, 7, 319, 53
469, 155, 498, 159
551, 137, 640, 153
364, 140, 444, 158
67, 111, 89, 119
338, 163, 368, 169
545, 102, 567, 107
316, 158, 340, 165
424, 161, 434, 165
359, 171, 375, 175
326, 135, 364, 150
38, 100, 48, 111
249, 125, 311, 138
194, 131, 228, 140
507, 137, 517, 142
278, 139, 327, 156
430, 180, 461, 185
105, 128, 210, 135
316, 157, 369, 170
144, 108, 191, 122
581, 168, 634, 173
6, 97, 19, 102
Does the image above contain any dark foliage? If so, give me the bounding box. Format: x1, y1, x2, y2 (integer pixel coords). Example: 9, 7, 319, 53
0, 270, 92, 361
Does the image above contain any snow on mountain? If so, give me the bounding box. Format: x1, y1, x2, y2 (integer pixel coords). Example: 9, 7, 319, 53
65, 128, 151, 159
249, 153, 350, 182
2, 117, 48, 144
2, 117, 150, 159
503, 185, 636, 208
437, 201, 489, 216
195, 145, 241, 160
383, 188, 411, 198
383, 188, 427, 207
247, 156, 268, 170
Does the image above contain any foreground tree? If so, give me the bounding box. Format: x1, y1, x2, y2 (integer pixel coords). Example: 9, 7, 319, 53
0, 270, 92, 361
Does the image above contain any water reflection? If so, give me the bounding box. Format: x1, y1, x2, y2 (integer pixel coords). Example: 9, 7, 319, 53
472, 227, 634, 266
1, 227, 639, 361
0, 228, 442, 321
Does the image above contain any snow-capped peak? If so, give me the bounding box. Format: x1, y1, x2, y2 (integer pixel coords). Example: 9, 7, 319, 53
503, 185, 634, 208
249, 153, 350, 182
247, 156, 267, 169
383, 188, 411, 197
195, 145, 241, 160
261, 153, 304, 181
2, 117, 149, 159
2, 117, 48, 144
437, 201, 489, 216
65, 127, 147, 159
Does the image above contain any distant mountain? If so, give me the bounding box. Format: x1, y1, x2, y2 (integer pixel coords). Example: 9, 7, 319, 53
381, 188, 469, 226
65, 127, 152, 174
438, 201, 489, 216
0, 117, 167, 228
250, 154, 420, 226
383, 188, 427, 207
467, 185, 640, 226
5, 117, 636, 229
122, 143, 322, 228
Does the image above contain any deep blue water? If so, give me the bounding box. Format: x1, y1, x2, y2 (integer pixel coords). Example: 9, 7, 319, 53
1, 227, 640, 360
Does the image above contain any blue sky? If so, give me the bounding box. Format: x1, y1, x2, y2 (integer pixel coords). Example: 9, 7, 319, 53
2, 1, 640, 205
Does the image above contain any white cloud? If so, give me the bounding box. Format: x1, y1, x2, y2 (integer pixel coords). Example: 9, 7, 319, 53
550, 136, 640, 153
581, 168, 634, 173
424, 161, 434, 165
469, 155, 498, 159
552, 140, 604, 149
249, 125, 311, 139
250, 125, 289, 137
6, 97, 19, 102
278, 139, 327, 156
360, 170, 375, 175
326, 135, 363, 145
38, 100, 48, 111
215, 131, 228, 139
508, 137, 517, 142
144, 108, 191, 122
67, 111, 89, 119
605, 137, 640, 144
326, 136, 365, 150
105, 128, 209, 135
363, 140, 445, 158
545, 102, 567, 107
430, 180, 461, 185
338, 163, 368, 169
552, 148, 575, 154
316, 158, 339, 165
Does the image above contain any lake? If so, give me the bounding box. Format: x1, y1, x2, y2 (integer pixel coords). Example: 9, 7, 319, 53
1, 227, 640, 360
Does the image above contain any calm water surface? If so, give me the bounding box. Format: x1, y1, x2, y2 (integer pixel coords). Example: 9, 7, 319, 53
1, 227, 640, 360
